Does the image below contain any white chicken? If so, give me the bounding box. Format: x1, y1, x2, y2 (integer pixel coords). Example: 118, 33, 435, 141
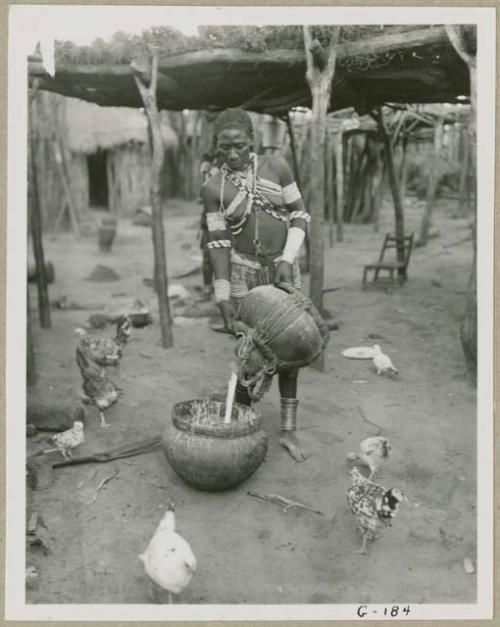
43, 421, 85, 460
348, 436, 392, 479
139, 503, 197, 604
372, 344, 398, 375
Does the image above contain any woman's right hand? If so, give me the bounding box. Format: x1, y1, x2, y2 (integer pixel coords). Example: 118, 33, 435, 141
218, 300, 238, 334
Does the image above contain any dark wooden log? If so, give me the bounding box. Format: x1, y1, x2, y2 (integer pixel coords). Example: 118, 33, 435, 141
303, 25, 342, 371
371, 107, 405, 270
28, 85, 51, 328
417, 116, 444, 246
334, 130, 344, 242
133, 51, 174, 348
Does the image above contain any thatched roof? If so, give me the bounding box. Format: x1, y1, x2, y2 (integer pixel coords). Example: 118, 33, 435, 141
29, 25, 473, 114
35, 92, 178, 153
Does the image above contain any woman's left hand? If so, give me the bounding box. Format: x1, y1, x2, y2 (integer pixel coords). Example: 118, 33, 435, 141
274, 260, 294, 285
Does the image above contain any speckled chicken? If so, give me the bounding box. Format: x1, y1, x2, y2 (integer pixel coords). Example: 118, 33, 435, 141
75, 315, 132, 374
139, 503, 197, 604
76, 347, 122, 429
348, 436, 392, 479
347, 467, 407, 554
43, 420, 85, 460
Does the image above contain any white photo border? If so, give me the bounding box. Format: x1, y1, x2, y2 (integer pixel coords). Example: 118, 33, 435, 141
5, 4, 495, 621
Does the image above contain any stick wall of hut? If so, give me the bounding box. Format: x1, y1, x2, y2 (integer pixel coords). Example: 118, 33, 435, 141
325, 130, 335, 248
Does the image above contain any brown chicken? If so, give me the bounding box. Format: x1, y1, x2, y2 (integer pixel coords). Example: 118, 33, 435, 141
347, 467, 407, 555
75, 315, 132, 375
76, 347, 122, 429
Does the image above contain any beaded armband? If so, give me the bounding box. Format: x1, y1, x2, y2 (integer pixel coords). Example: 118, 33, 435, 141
289, 210, 311, 224
207, 239, 232, 250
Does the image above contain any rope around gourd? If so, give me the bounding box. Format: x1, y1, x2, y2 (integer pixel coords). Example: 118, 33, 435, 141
234, 283, 330, 401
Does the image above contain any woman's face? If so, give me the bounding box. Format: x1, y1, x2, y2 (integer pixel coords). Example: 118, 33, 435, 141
216, 128, 252, 171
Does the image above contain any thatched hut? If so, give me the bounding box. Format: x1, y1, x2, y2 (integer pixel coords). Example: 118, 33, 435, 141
31, 91, 179, 230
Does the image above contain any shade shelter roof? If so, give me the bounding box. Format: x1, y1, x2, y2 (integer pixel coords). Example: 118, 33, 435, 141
28, 25, 472, 114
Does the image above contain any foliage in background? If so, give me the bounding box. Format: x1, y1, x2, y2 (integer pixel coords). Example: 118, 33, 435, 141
55, 24, 429, 65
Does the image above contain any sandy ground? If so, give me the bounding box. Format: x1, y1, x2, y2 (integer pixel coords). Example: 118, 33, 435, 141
25, 195, 477, 604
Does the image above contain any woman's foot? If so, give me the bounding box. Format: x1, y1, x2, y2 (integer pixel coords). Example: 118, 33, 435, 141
278, 431, 309, 462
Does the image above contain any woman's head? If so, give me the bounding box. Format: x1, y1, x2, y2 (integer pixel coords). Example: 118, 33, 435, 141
214, 108, 253, 171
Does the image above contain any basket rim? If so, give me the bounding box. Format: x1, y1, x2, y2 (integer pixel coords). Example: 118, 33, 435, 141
171, 398, 263, 438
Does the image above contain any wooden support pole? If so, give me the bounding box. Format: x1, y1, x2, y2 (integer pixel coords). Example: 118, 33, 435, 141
133, 49, 174, 349
303, 25, 341, 370
285, 111, 309, 270
417, 115, 444, 247
325, 130, 335, 247
26, 287, 37, 386
446, 25, 477, 383
456, 127, 470, 218
303, 25, 341, 324
371, 107, 405, 271
334, 130, 344, 242
399, 134, 409, 208
28, 83, 51, 329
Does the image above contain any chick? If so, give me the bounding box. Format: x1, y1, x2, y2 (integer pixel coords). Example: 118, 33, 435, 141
347, 467, 407, 555
348, 436, 392, 479
139, 503, 197, 604
372, 344, 398, 375
43, 420, 85, 460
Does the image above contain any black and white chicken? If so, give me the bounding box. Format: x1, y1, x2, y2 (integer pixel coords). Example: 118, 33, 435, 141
347, 467, 407, 554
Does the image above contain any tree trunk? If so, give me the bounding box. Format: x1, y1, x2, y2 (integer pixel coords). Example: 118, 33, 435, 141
417, 116, 444, 246
334, 130, 344, 242
133, 52, 173, 349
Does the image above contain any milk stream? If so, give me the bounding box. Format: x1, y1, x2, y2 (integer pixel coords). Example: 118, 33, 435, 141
224, 369, 238, 424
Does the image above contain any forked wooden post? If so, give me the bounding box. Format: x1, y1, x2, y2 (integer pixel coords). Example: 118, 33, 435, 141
371, 107, 405, 272
133, 49, 173, 348
303, 25, 341, 371
28, 83, 51, 329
